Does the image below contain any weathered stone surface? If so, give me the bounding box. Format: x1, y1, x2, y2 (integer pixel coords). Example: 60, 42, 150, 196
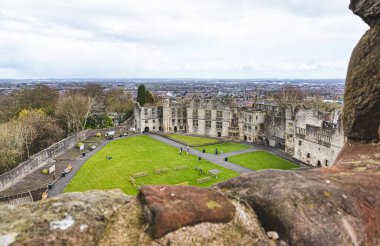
100, 199, 273, 246
344, 1, 380, 141
138, 185, 236, 238
0, 189, 273, 245
218, 147, 380, 246
349, 0, 380, 26
0, 189, 132, 246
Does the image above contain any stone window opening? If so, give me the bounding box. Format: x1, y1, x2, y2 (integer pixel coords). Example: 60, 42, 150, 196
307, 153, 310, 158
206, 121, 211, 128
298, 140, 302, 146
216, 121, 222, 129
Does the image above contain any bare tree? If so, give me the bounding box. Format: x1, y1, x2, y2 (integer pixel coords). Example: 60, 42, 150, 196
56, 93, 103, 134
0, 120, 25, 174
274, 85, 305, 106
105, 89, 133, 124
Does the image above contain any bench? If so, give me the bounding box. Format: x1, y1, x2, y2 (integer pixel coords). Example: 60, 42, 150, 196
132, 172, 148, 178
196, 177, 212, 184
194, 166, 206, 175
174, 165, 188, 171
175, 182, 189, 186
208, 169, 222, 178
154, 168, 169, 175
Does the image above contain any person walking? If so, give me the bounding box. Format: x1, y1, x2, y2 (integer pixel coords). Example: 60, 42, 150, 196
215, 148, 218, 155
179, 147, 183, 155
220, 150, 224, 155
186, 145, 190, 155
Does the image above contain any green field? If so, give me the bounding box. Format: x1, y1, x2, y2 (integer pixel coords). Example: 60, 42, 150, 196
65, 135, 238, 195
165, 134, 220, 146
228, 151, 298, 170
195, 142, 251, 154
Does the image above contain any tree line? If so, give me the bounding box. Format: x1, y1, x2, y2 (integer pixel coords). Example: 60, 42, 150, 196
0, 83, 134, 174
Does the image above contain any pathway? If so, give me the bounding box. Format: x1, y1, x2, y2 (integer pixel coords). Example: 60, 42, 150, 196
149, 134, 255, 174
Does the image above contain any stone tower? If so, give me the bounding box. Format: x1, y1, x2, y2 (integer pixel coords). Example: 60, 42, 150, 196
162, 97, 171, 132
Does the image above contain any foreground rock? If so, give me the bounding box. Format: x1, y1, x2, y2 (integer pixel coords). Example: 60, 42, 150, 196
218, 143, 380, 245
139, 185, 235, 238
344, 0, 380, 141
349, 0, 380, 26
0, 189, 132, 245
0, 187, 274, 246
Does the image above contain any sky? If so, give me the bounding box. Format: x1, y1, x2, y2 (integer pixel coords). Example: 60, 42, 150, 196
0, 0, 368, 79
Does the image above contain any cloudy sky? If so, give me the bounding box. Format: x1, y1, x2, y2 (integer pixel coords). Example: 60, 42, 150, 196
0, 0, 368, 79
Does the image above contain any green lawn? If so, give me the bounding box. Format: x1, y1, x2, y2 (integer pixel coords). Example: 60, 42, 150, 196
165, 134, 220, 146
65, 135, 238, 195
195, 142, 251, 154
228, 151, 298, 170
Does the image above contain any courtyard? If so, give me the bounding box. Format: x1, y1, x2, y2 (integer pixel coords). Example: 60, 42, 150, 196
65, 135, 239, 195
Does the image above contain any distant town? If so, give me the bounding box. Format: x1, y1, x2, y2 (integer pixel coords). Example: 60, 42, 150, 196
0, 78, 345, 106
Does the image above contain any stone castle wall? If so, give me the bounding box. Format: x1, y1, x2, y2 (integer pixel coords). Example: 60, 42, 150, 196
134, 96, 345, 167
0, 126, 129, 192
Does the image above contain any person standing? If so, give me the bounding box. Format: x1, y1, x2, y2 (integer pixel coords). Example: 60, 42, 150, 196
186, 145, 190, 155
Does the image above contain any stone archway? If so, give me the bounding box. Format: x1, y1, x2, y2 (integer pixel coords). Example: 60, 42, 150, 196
174, 126, 178, 132
264, 139, 269, 146
144, 127, 149, 133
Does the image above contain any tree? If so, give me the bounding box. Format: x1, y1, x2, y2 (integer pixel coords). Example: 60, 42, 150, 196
274, 85, 305, 106
14, 85, 59, 115
145, 90, 155, 105
79, 83, 104, 100
0, 120, 25, 174
0, 95, 20, 123
137, 84, 146, 106
18, 109, 64, 157
105, 89, 133, 124
56, 93, 103, 134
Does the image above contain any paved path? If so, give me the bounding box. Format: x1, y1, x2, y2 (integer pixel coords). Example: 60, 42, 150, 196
149, 134, 255, 174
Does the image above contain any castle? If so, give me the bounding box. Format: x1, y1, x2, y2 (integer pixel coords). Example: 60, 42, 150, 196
134, 95, 344, 167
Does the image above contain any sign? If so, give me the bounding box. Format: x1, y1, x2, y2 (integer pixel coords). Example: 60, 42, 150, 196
48, 165, 56, 174
107, 131, 115, 136
79, 144, 84, 151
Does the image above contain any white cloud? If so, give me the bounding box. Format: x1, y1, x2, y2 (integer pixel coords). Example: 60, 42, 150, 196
0, 0, 368, 78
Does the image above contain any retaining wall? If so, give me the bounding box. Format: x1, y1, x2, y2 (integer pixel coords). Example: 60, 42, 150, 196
0, 126, 129, 192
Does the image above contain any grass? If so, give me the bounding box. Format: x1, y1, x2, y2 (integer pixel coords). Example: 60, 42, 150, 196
228, 151, 298, 171
165, 134, 220, 146
65, 135, 238, 195
195, 142, 251, 154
